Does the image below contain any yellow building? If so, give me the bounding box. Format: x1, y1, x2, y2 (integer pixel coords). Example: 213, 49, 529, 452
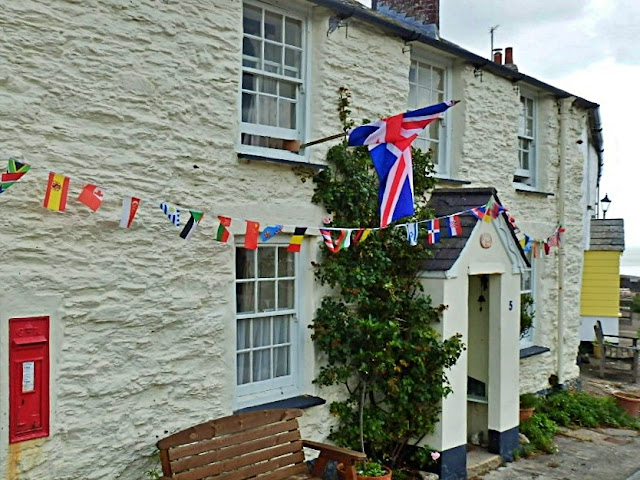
580, 219, 625, 340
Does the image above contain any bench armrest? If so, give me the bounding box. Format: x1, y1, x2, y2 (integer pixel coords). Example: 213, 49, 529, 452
303, 440, 367, 480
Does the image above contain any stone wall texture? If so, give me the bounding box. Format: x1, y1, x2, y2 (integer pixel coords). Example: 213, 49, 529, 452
0, 1, 596, 478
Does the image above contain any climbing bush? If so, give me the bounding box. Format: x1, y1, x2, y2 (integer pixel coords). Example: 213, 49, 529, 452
309, 88, 464, 468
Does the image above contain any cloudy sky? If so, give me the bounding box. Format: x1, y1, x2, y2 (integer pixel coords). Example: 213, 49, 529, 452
438, 0, 640, 249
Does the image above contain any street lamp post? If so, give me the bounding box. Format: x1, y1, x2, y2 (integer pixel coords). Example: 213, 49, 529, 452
600, 194, 611, 219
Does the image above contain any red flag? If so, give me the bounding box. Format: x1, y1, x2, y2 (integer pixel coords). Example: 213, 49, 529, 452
120, 196, 141, 228
244, 221, 260, 250
77, 184, 105, 212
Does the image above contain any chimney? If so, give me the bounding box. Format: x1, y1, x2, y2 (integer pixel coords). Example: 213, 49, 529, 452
493, 49, 503, 65
504, 47, 518, 71
374, 0, 440, 28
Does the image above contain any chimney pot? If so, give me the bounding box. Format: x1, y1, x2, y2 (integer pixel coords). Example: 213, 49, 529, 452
493, 50, 503, 65
505, 47, 514, 65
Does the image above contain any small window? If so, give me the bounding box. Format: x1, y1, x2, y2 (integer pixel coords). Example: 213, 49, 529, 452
520, 251, 536, 348
408, 58, 449, 176
515, 94, 536, 186
240, 2, 306, 160
235, 244, 300, 407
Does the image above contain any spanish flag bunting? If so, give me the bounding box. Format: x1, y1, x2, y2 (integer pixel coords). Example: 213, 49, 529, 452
286, 227, 307, 253
43, 172, 71, 211
0, 158, 31, 194
244, 220, 260, 250
180, 211, 204, 240
216, 216, 232, 242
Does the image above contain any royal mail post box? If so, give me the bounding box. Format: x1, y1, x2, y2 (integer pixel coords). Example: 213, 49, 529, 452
9, 316, 50, 443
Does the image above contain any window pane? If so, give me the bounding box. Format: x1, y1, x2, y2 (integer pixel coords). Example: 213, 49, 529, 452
285, 18, 302, 47
264, 11, 282, 42
258, 247, 276, 277
274, 346, 290, 377
278, 100, 295, 129
242, 93, 257, 122
236, 249, 255, 279
237, 319, 251, 349
521, 269, 532, 292
242, 37, 261, 68
243, 5, 262, 36
278, 247, 295, 276
260, 77, 278, 95
253, 349, 271, 381
253, 317, 271, 347
284, 48, 301, 74
409, 62, 417, 83
273, 317, 290, 344
237, 352, 251, 384
242, 73, 257, 91
417, 86, 430, 108
280, 81, 296, 99
278, 279, 294, 309
408, 84, 417, 108
259, 95, 278, 126
236, 282, 255, 314
433, 67, 444, 92
258, 281, 276, 311
264, 43, 282, 74
428, 122, 440, 142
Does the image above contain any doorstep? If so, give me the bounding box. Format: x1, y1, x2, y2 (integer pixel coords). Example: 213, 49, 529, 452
466, 446, 502, 478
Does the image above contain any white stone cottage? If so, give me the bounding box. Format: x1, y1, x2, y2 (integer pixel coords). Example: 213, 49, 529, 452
0, 1, 603, 479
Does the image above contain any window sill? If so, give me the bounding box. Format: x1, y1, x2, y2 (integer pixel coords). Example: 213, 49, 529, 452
435, 176, 472, 185
238, 153, 326, 170
234, 394, 326, 413
520, 345, 551, 359
513, 183, 554, 196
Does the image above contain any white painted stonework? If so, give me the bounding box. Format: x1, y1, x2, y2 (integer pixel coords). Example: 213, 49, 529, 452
0, 1, 598, 478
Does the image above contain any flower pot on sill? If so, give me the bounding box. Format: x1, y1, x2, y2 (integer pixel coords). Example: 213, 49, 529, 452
519, 407, 535, 422
612, 391, 640, 417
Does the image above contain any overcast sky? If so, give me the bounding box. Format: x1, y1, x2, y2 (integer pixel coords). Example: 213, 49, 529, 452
439, 0, 640, 249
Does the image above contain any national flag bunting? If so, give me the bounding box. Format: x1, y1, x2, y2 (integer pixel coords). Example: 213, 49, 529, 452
405, 223, 419, 246
447, 214, 462, 236
348, 100, 457, 228
180, 211, 204, 240
244, 220, 260, 250
77, 183, 105, 212
426, 219, 440, 244
120, 196, 141, 228
216, 216, 232, 242
353, 228, 372, 244
43, 172, 71, 211
287, 227, 307, 253
0, 158, 31, 194
469, 206, 486, 220
260, 224, 283, 242
159, 202, 181, 227
319, 229, 351, 253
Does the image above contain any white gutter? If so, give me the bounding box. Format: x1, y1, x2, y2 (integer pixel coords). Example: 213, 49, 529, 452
557, 98, 569, 384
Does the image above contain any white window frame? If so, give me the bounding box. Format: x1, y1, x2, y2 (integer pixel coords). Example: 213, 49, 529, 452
238, 0, 310, 163
515, 91, 537, 187
234, 240, 304, 409
519, 251, 537, 348
408, 52, 452, 177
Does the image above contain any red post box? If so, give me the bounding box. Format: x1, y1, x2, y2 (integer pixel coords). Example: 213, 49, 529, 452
9, 316, 50, 443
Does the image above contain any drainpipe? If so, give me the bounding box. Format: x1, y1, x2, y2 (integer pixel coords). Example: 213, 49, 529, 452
557, 98, 569, 385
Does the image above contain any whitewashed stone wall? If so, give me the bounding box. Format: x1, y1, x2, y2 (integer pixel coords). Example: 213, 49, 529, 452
0, 1, 594, 478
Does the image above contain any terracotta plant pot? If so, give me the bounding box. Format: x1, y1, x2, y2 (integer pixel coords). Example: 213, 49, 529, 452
519, 407, 535, 422
612, 391, 640, 417
337, 463, 393, 480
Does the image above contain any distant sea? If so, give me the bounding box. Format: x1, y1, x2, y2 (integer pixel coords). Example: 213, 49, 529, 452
621, 246, 640, 277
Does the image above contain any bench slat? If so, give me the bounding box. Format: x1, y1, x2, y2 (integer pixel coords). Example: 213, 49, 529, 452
169, 418, 301, 461
159, 410, 303, 450
173, 448, 306, 480
171, 430, 302, 473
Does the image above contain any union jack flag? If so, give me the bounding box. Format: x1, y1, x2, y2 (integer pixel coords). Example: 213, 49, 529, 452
348, 100, 457, 228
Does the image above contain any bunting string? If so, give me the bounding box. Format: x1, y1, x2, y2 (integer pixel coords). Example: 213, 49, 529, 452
0, 156, 566, 256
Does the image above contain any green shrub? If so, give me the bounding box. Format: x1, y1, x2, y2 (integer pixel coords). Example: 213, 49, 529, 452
519, 413, 557, 454
519, 393, 539, 409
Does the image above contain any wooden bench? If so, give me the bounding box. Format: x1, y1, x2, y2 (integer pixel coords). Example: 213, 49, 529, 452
156, 408, 366, 480
594, 320, 639, 383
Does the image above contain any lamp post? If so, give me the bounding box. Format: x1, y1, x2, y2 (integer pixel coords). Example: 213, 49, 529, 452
600, 194, 611, 219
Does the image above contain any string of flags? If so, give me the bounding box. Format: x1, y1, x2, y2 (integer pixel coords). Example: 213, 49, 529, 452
0, 157, 565, 258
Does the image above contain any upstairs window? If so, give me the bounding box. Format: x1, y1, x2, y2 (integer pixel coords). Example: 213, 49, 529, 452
408, 58, 450, 176
516, 93, 536, 186
240, 2, 306, 160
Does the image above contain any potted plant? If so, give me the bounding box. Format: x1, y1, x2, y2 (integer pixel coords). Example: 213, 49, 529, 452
612, 391, 640, 417
520, 293, 535, 338
356, 461, 393, 480
519, 393, 539, 422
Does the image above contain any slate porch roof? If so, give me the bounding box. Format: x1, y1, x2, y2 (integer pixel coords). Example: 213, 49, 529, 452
589, 218, 625, 252
422, 187, 527, 271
